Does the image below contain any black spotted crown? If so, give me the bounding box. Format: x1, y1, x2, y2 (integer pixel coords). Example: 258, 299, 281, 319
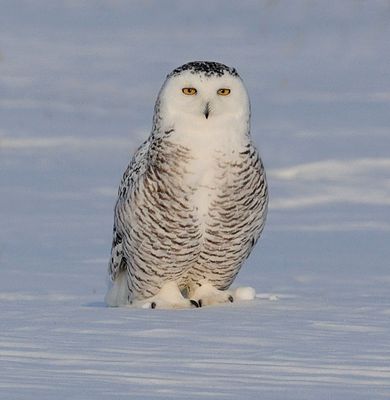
168, 61, 239, 78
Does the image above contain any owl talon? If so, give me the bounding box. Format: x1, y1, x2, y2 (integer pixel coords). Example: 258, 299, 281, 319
190, 299, 200, 308
191, 282, 234, 307
133, 282, 201, 309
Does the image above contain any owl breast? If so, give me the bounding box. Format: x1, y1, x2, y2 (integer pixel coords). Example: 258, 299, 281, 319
184, 144, 267, 289
186, 150, 219, 226
173, 136, 267, 294
121, 133, 267, 299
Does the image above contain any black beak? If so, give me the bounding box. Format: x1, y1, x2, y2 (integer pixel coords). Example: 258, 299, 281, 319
204, 102, 210, 119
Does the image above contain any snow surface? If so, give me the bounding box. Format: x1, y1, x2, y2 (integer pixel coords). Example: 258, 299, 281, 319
1, 1, 390, 399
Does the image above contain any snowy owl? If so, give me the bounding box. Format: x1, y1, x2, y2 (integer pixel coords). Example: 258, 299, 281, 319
105, 61, 268, 309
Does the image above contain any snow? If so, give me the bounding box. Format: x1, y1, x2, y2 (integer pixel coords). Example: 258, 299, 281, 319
1, 273, 390, 399
235, 286, 256, 301
1, 1, 390, 399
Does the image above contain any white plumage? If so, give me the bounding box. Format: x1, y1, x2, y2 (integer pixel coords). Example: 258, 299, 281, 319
105, 61, 268, 308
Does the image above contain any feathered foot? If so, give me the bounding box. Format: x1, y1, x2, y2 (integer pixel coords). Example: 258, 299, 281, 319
190, 282, 234, 307
132, 281, 199, 309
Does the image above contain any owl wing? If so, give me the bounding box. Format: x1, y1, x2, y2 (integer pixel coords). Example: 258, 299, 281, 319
107, 139, 151, 282
236, 140, 268, 258
249, 141, 268, 245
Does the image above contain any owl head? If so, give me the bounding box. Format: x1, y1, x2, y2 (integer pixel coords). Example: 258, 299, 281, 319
153, 61, 250, 137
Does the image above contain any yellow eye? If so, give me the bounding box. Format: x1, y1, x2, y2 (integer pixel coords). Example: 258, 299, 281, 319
217, 88, 231, 96
182, 87, 197, 95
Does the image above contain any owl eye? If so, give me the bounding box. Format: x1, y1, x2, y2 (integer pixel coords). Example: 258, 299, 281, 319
217, 88, 231, 96
182, 87, 197, 95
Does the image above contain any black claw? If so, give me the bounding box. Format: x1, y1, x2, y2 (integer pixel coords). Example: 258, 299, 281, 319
228, 295, 234, 303
190, 299, 199, 308
151, 302, 156, 309
198, 299, 202, 307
